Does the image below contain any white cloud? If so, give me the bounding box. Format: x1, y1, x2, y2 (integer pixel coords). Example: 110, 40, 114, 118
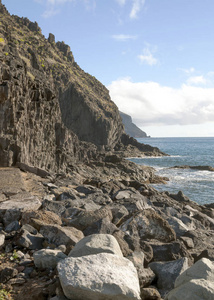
138, 46, 158, 66
112, 34, 137, 41
130, 0, 145, 19
108, 78, 214, 128
187, 75, 207, 85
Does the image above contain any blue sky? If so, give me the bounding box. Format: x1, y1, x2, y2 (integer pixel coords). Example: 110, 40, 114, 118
3, 0, 214, 137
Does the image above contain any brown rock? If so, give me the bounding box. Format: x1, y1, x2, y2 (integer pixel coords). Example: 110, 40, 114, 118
141, 287, 161, 300
113, 231, 132, 257
149, 241, 193, 263
21, 210, 62, 230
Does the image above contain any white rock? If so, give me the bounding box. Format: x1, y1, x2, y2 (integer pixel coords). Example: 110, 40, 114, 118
0, 234, 5, 248
34, 249, 67, 269
175, 257, 214, 287
165, 279, 214, 300
68, 234, 123, 257
165, 258, 214, 300
0, 196, 41, 211
57, 253, 141, 300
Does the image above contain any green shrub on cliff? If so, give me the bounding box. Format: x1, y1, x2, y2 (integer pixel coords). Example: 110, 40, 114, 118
0, 288, 13, 300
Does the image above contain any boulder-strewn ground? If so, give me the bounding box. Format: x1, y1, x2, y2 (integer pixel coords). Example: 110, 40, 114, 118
0, 166, 214, 300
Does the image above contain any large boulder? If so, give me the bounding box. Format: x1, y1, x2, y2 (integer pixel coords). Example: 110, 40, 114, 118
167, 216, 195, 237
34, 249, 67, 269
65, 207, 113, 231
149, 241, 192, 262
149, 257, 189, 297
17, 229, 44, 250
21, 210, 62, 230
57, 253, 141, 300
0, 196, 41, 226
121, 209, 176, 243
40, 224, 84, 248
165, 258, 214, 300
68, 234, 123, 257
83, 217, 118, 236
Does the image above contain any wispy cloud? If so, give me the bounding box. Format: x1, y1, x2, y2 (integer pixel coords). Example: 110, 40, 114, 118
179, 67, 195, 74
108, 77, 214, 128
115, 0, 146, 19
112, 34, 137, 41
42, 7, 59, 18
35, 0, 96, 18
138, 45, 158, 66
187, 75, 207, 85
130, 0, 145, 19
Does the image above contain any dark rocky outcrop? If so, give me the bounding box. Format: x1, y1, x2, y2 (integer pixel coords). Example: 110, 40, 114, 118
0, 1, 165, 174
171, 165, 214, 172
120, 111, 148, 138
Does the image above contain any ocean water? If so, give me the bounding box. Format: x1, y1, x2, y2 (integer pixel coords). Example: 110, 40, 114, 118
129, 137, 214, 205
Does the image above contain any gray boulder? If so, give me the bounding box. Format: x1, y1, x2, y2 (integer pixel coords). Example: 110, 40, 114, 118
17, 229, 44, 250
121, 209, 176, 243
57, 253, 141, 300
40, 224, 84, 247
0, 196, 41, 212
165, 258, 214, 300
68, 234, 123, 257
5, 220, 20, 232
33, 249, 67, 269
0, 196, 41, 226
83, 217, 118, 236
65, 207, 113, 231
167, 216, 194, 237
149, 257, 189, 296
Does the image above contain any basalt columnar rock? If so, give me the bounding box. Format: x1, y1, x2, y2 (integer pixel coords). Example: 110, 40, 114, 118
0, 1, 164, 175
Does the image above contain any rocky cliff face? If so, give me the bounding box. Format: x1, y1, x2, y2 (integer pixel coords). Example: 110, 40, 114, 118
0, 1, 164, 173
120, 112, 148, 138
0, 2, 124, 171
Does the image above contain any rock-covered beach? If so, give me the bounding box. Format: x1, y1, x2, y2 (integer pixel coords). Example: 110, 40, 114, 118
0, 165, 214, 300
0, 1, 214, 299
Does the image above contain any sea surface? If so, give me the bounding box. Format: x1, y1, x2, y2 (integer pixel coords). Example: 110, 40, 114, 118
129, 137, 214, 205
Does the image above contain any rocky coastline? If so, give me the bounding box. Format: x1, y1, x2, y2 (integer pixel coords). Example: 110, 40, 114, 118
0, 164, 214, 300
0, 1, 214, 299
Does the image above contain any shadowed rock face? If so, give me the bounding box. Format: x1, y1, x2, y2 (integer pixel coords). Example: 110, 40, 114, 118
59, 82, 123, 148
